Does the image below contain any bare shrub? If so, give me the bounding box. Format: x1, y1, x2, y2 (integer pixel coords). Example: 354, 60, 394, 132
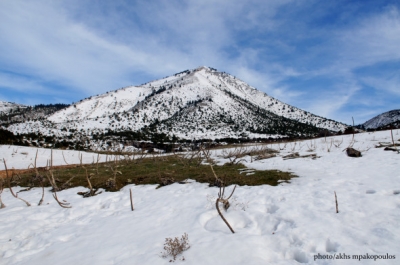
215, 176, 236, 234
202, 148, 237, 233
221, 147, 246, 165
222, 145, 278, 163
160, 177, 175, 186
205, 194, 249, 211
161, 233, 190, 262
278, 142, 287, 151
290, 142, 297, 152
105, 178, 116, 189
178, 149, 202, 167
77, 168, 101, 197
390, 128, 399, 153
28, 150, 46, 205
333, 138, 343, 148
306, 141, 317, 152
326, 139, 333, 152
249, 146, 279, 161
106, 157, 122, 189
3, 159, 31, 207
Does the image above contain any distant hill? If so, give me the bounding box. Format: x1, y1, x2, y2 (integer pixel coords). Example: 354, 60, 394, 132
362, 109, 400, 129
0, 102, 69, 124
0, 101, 28, 115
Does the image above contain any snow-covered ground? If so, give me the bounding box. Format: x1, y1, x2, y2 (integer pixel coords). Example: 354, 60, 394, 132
0, 146, 111, 171
1, 130, 399, 264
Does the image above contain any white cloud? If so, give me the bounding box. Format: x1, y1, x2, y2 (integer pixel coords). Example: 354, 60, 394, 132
0, 0, 296, 95
332, 6, 400, 72
360, 74, 400, 96
302, 81, 362, 122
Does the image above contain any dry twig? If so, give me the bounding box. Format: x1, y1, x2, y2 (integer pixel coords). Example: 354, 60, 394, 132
52, 192, 71, 208
215, 174, 236, 234
333, 138, 343, 148
3, 159, 31, 207
77, 167, 101, 197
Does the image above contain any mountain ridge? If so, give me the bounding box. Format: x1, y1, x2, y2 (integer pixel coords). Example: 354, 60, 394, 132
2, 66, 350, 149
0, 101, 28, 115
362, 109, 400, 129
46, 66, 346, 133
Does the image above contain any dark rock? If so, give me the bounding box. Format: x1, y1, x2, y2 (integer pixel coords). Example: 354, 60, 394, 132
346, 148, 362, 157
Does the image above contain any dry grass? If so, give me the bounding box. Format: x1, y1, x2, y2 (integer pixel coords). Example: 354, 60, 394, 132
4, 153, 296, 192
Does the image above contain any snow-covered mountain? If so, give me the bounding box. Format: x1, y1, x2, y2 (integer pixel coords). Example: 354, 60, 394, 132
362, 109, 400, 129
0, 101, 27, 115
0, 102, 68, 124
5, 67, 347, 145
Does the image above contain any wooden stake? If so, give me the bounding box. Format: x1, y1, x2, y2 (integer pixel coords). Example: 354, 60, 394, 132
334, 191, 339, 213
130, 188, 134, 211
390, 128, 397, 151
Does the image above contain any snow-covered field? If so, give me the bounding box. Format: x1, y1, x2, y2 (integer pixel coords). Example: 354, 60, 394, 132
0, 146, 112, 171
1, 130, 399, 264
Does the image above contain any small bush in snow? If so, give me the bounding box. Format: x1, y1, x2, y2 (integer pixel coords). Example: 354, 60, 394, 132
161, 233, 190, 262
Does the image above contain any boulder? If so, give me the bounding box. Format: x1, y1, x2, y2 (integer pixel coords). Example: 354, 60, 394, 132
346, 148, 362, 157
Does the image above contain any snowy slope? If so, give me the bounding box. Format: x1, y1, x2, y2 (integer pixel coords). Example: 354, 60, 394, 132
1, 130, 399, 264
48, 67, 345, 131
6, 67, 347, 141
0, 101, 27, 115
363, 109, 400, 129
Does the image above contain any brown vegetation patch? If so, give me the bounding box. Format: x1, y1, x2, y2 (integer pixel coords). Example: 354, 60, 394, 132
2, 154, 296, 191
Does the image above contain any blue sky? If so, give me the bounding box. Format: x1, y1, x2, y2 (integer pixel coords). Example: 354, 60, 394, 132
0, 0, 399, 125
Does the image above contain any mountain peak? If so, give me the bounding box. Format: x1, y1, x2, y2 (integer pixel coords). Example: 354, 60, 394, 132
193, 66, 218, 73
194, 66, 208, 71
5, 67, 347, 144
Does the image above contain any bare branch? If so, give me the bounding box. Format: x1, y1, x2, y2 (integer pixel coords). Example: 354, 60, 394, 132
226, 185, 237, 200
62, 151, 70, 165
215, 175, 236, 233
327, 139, 333, 152
3, 159, 31, 207
390, 128, 398, 152
52, 192, 71, 208
46, 165, 59, 192
306, 141, 317, 152
216, 198, 235, 233
34, 149, 38, 169
333, 138, 343, 148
